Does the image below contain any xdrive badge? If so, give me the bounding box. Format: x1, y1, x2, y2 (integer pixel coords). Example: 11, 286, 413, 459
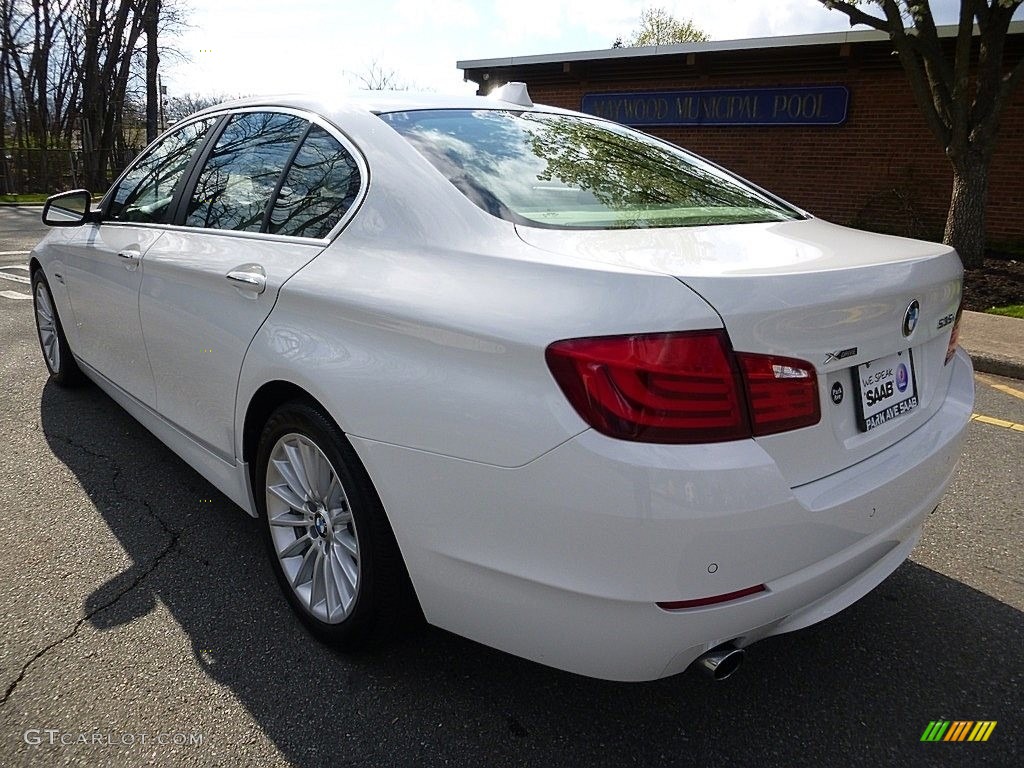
824, 347, 858, 365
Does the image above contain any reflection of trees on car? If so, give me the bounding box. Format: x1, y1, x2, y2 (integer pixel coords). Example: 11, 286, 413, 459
524, 115, 773, 224
113, 119, 215, 223
186, 113, 307, 232
110, 111, 364, 237
268, 126, 360, 239
385, 110, 796, 229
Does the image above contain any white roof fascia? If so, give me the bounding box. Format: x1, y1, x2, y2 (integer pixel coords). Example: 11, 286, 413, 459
457, 20, 1024, 71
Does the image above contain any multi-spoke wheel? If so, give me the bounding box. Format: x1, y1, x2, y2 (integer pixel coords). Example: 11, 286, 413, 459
31, 270, 83, 386
266, 433, 361, 624
255, 400, 419, 647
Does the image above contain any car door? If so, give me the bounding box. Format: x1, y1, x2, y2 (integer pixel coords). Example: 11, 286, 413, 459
138, 111, 364, 459
59, 118, 217, 406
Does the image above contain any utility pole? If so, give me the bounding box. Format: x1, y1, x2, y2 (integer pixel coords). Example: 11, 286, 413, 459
159, 79, 167, 133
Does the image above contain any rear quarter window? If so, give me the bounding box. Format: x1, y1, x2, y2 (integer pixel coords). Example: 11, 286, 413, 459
268, 126, 361, 239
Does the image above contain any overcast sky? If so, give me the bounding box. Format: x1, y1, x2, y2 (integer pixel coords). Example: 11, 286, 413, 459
162, 0, 985, 99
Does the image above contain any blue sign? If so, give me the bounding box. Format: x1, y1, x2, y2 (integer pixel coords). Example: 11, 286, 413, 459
581, 86, 849, 127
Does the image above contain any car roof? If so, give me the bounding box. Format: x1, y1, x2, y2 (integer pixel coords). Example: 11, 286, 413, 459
189, 91, 579, 121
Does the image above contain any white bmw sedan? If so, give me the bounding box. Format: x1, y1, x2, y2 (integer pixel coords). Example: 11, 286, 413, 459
30, 88, 973, 682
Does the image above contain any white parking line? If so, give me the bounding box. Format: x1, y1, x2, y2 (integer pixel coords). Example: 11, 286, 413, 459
0, 290, 31, 300
0, 271, 30, 284
2, 264, 29, 271
0, 250, 30, 256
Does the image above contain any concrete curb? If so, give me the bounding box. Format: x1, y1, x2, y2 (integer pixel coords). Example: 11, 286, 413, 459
967, 353, 1024, 380
960, 311, 1023, 381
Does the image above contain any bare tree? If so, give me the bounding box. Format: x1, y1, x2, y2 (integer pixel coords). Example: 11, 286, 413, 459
820, 1, 1024, 269
165, 92, 233, 124
1, 0, 79, 188
350, 59, 409, 91
1, 0, 187, 191
79, 1, 149, 187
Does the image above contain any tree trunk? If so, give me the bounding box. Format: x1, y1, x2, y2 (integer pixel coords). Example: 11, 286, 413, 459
145, 0, 159, 143
0, 4, 7, 194
943, 153, 989, 271
81, 5, 102, 190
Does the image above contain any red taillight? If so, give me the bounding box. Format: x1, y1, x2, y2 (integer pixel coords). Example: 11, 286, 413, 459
545, 330, 820, 444
736, 352, 820, 436
945, 302, 964, 365
545, 330, 749, 443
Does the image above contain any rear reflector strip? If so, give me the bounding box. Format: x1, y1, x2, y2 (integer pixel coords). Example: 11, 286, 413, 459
656, 584, 767, 611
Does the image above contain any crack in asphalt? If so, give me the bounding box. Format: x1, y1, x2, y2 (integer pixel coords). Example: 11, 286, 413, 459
982, 563, 1024, 587
0, 536, 180, 707
0, 427, 192, 707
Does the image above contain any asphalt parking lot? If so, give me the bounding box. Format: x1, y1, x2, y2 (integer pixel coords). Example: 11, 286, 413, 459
0, 207, 1021, 767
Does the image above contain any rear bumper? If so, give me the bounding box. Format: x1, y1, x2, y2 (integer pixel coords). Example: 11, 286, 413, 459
352, 349, 974, 681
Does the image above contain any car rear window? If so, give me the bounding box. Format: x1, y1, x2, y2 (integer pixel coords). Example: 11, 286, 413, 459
378, 109, 800, 230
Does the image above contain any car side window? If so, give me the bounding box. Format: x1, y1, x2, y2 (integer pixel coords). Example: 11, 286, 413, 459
185, 112, 307, 232
107, 118, 215, 224
268, 126, 361, 239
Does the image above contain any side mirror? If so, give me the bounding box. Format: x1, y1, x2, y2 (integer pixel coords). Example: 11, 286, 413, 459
42, 189, 95, 227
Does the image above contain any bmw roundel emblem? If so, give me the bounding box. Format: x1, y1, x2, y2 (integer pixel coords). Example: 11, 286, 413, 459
902, 300, 920, 337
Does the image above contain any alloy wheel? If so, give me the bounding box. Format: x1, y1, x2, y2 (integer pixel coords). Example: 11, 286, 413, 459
265, 433, 360, 623
34, 282, 60, 373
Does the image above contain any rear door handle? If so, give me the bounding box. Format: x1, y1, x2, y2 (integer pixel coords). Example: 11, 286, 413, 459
226, 265, 267, 295
117, 248, 141, 271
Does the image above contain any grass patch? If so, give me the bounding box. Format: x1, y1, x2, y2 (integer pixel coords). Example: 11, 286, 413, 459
0, 193, 49, 204
986, 304, 1024, 319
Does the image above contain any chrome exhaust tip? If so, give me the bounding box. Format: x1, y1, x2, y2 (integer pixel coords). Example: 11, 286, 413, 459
696, 644, 745, 681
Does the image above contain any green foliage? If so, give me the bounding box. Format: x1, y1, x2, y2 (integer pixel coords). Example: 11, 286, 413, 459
986, 304, 1024, 318
520, 116, 791, 227
624, 7, 709, 46
819, 0, 1024, 269
0, 193, 50, 204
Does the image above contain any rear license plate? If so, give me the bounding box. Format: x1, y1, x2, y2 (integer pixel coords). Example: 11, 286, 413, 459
856, 349, 918, 431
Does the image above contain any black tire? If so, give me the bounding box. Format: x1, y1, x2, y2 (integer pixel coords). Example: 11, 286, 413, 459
254, 400, 420, 649
31, 269, 84, 387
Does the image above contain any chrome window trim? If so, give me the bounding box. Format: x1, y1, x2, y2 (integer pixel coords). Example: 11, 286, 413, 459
87, 219, 334, 247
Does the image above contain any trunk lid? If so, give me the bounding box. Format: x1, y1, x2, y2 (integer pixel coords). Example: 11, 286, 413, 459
517, 218, 963, 486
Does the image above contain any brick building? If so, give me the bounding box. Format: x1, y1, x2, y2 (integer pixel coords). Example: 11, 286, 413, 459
458, 23, 1024, 247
